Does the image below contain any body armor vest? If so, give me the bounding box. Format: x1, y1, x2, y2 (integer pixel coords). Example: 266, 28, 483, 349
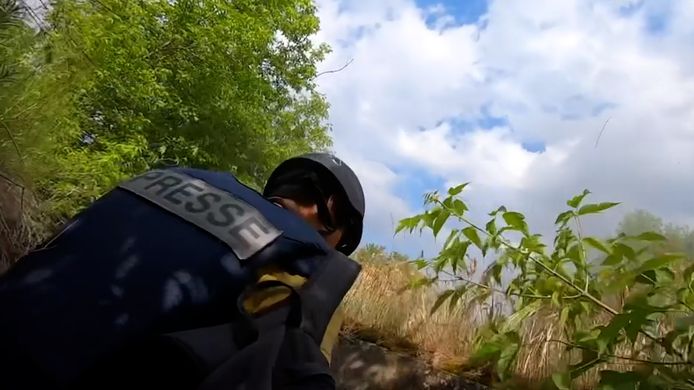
0, 168, 361, 389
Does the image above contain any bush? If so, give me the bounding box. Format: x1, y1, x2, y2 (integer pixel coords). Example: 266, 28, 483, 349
400, 185, 694, 388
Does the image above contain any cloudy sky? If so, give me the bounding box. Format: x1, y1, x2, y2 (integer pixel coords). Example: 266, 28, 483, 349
311, 0, 694, 258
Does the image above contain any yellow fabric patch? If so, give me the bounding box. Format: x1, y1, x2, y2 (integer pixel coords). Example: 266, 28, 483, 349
242, 265, 343, 363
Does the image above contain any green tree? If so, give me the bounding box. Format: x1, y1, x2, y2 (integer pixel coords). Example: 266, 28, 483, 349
2, 0, 332, 222
0, 0, 33, 174
664, 224, 694, 258
617, 209, 664, 236
618, 211, 694, 259
0, 0, 23, 81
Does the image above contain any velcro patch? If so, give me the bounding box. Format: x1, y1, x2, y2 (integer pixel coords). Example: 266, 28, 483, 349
118, 170, 283, 260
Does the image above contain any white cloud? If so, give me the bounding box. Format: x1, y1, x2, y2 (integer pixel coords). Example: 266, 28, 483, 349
395, 123, 569, 190
315, 0, 694, 256
338, 151, 444, 256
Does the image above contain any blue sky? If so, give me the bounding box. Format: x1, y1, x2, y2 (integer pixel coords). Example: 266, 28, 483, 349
417, 0, 489, 25
315, 0, 694, 258
620, 0, 674, 34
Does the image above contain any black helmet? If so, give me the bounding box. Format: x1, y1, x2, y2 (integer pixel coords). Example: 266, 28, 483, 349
263, 152, 365, 255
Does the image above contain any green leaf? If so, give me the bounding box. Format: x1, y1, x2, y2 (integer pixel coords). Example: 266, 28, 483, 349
638, 253, 684, 273
448, 288, 467, 313
411, 258, 428, 270
559, 306, 571, 328
636, 270, 657, 286
654, 268, 675, 283
452, 199, 468, 215
490, 263, 503, 284
612, 243, 636, 261
683, 263, 694, 282
551, 291, 561, 307
624, 293, 672, 315
598, 370, 642, 390
567, 189, 591, 208
521, 234, 546, 254
624, 317, 646, 344
489, 205, 507, 216
443, 229, 459, 250
451, 241, 470, 273
565, 243, 581, 262
577, 202, 620, 216
430, 289, 455, 315
569, 349, 602, 379
448, 183, 469, 196
555, 210, 575, 226
395, 215, 422, 234
602, 254, 622, 266
502, 300, 542, 333
633, 231, 667, 241
575, 328, 600, 345
503, 211, 527, 231
597, 314, 630, 355
423, 191, 439, 205
471, 341, 502, 363
485, 218, 497, 235
496, 333, 520, 380
579, 302, 594, 317
552, 372, 571, 390
462, 227, 483, 250
432, 209, 450, 237
408, 277, 435, 290
583, 237, 611, 254
423, 209, 440, 230
433, 257, 448, 273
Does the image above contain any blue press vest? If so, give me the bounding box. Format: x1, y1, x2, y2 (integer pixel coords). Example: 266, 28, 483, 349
0, 167, 331, 385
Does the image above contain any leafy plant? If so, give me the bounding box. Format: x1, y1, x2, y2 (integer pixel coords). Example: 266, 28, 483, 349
398, 185, 694, 388
2, 0, 334, 225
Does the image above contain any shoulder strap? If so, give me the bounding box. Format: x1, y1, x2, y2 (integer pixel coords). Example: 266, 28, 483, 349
296, 250, 361, 344
197, 302, 296, 390
158, 250, 361, 390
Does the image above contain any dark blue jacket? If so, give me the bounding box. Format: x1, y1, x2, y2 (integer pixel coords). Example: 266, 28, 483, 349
0, 168, 333, 388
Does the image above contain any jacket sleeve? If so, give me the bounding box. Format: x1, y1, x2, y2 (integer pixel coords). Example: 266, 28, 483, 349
242, 265, 344, 364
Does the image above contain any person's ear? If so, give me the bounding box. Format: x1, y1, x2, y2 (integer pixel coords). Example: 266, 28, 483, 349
326, 195, 336, 211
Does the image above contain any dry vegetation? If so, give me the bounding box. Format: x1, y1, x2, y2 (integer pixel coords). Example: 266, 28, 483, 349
342, 245, 661, 389
0, 176, 46, 273
342, 245, 488, 379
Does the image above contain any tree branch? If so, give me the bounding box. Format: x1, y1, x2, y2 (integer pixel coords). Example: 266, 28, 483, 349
548, 338, 693, 366
595, 117, 611, 148
439, 269, 552, 300
0, 170, 24, 189
0, 119, 23, 164
316, 58, 354, 78
444, 202, 619, 315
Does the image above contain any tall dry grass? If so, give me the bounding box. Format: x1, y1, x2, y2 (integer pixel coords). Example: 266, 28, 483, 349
342, 246, 491, 379
342, 246, 669, 388
0, 176, 46, 273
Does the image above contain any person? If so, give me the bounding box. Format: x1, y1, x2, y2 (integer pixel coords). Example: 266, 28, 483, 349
0, 152, 366, 389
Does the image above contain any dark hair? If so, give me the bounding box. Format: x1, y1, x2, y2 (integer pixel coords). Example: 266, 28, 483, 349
264, 165, 352, 234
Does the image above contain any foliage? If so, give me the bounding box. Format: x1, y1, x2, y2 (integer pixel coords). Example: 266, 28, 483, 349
617, 210, 694, 259
398, 186, 694, 388
0, 0, 34, 173
617, 209, 664, 237
356, 244, 411, 263
1, 0, 332, 224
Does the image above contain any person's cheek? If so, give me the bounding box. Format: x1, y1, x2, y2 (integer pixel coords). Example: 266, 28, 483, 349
326, 230, 343, 247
